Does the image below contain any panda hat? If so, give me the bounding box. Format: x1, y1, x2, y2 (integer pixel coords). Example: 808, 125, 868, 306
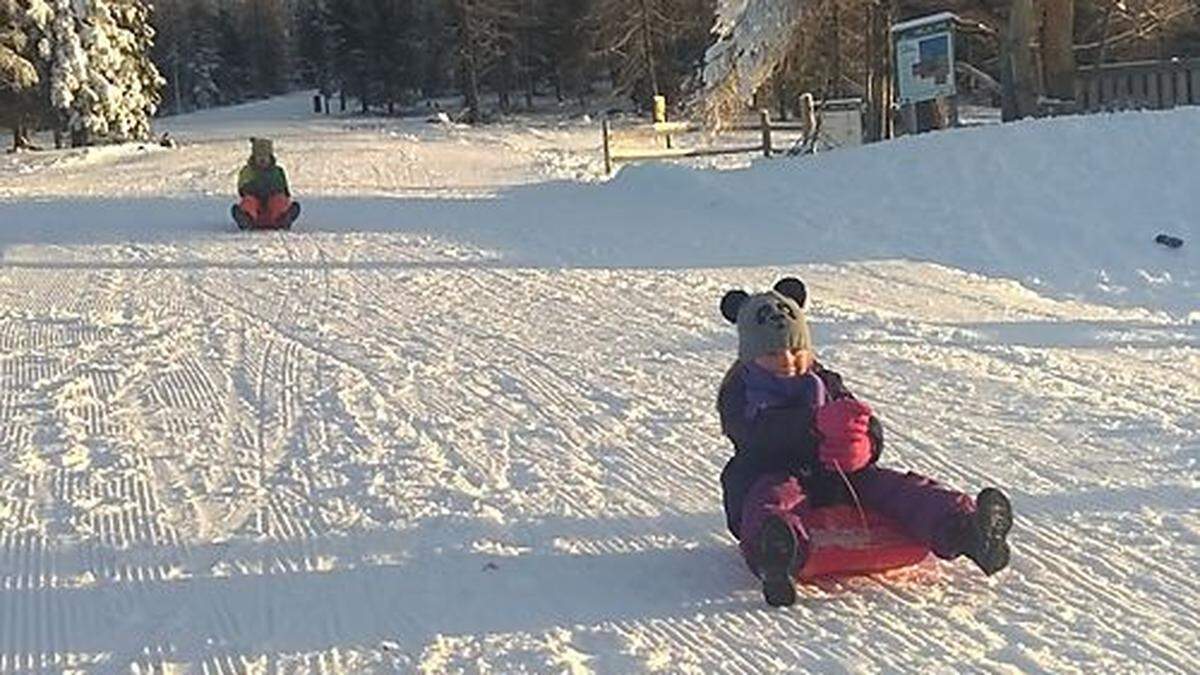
720, 277, 812, 362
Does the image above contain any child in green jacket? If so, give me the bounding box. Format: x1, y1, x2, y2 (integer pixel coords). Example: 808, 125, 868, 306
232, 137, 300, 229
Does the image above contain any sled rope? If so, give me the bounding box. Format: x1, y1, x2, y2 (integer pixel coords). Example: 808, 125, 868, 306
833, 460, 870, 536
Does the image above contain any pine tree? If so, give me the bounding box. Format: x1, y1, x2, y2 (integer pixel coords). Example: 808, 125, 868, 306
326, 0, 369, 110
214, 3, 250, 102
414, 0, 452, 98
44, 0, 90, 144
592, 0, 714, 110
444, 0, 517, 122
543, 0, 595, 105
243, 0, 290, 97
76, 0, 162, 141
296, 0, 334, 106
0, 1, 39, 93
185, 0, 222, 108
1, 0, 43, 149
361, 0, 417, 114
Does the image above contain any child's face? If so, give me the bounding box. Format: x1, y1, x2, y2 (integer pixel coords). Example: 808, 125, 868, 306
254, 154, 270, 169
753, 348, 811, 378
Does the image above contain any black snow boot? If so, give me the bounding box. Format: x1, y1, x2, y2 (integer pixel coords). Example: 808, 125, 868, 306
961, 488, 1013, 576
757, 514, 800, 607
232, 204, 253, 230
277, 201, 301, 230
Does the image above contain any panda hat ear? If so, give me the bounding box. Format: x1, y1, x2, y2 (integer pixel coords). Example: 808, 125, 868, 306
720, 290, 750, 324
773, 277, 807, 309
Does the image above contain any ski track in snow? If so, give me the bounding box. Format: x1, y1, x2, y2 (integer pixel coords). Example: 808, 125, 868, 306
0, 93, 1196, 672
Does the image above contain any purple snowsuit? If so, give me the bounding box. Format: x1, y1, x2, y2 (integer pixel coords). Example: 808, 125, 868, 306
718, 361, 975, 574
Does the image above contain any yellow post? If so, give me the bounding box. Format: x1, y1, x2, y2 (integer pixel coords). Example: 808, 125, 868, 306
653, 96, 671, 149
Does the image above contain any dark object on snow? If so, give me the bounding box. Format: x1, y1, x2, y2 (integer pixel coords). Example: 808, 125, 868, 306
957, 488, 1013, 576
757, 514, 799, 607
1155, 234, 1184, 249
159, 132, 176, 148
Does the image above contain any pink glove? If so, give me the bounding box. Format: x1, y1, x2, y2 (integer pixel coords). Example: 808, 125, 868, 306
815, 399, 874, 473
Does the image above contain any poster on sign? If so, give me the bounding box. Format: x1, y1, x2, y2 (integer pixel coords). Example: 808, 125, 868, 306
892, 13, 957, 105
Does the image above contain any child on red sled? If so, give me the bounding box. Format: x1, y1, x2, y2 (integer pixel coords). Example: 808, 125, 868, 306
232, 137, 300, 230
718, 278, 1013, 607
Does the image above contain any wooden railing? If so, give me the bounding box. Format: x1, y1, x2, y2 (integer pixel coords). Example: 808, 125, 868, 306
602, 111, 810, 174
602, 99, 866, 174
1075, 57, 1200, 112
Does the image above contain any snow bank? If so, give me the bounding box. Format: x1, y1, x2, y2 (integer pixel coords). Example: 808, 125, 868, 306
4, 108, 1196, 318
550, 108, 1200, 316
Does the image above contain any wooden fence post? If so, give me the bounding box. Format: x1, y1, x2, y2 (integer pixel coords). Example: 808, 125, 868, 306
798, 93, 817, 140
761, 110, 773, 157
602, 118, 613, 175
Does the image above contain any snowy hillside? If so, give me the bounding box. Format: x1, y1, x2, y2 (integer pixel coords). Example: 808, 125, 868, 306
0, 94, 1196, 672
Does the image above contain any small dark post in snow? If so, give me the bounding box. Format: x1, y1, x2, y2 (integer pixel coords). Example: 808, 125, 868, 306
761, 110, 773, 157
602, 118, 613, 175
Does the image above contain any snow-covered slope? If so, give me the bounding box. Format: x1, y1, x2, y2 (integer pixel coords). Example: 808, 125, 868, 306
0, 97, 1196, 672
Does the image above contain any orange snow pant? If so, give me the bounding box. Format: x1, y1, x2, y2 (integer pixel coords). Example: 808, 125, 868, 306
239, 194, 292, 228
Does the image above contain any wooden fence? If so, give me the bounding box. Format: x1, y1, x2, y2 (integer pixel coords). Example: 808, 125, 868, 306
602, 111, 810, 175
1076, 57, 1200, 112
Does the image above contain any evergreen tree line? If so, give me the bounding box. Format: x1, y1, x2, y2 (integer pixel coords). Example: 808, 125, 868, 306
157, 0, 1198, 126
9, 0, 1198, 148
150, 0, 717, 123
152, 0, 291, 114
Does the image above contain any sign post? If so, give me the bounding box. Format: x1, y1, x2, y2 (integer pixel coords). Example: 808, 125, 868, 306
891, 12, 958, 132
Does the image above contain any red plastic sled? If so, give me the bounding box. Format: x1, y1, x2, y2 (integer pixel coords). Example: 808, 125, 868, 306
795, 505, 930, 581
232, 200, 300, 231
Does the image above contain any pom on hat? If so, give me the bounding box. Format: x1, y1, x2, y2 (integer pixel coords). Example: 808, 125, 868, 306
773, 277, 807, 309
721, 290, 750, 324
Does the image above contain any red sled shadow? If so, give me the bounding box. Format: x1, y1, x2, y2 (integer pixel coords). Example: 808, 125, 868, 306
795, 505, 930, 582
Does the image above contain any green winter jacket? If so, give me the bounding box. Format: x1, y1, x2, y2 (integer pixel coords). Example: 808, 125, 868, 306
238, 161, 290, 198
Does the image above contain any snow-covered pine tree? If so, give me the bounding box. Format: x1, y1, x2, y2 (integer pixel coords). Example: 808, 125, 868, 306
77, 0, 163, 142
1, 0, 43, 149
30, 0, 160, 144
185, 1, 221, 109
43, 0, 92, 144
1, 0, 39, 93
152, 0, 221, 113
697, 0, 808, 127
